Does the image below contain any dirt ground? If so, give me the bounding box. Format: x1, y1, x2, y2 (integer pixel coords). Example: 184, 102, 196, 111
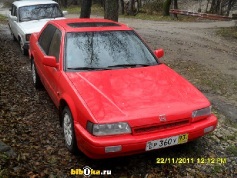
1, 12, 237, 177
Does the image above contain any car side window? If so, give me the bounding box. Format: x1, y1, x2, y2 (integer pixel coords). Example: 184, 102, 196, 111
48, 29, 62, 62
38, 24, 56, 55
11, 5, 17, 16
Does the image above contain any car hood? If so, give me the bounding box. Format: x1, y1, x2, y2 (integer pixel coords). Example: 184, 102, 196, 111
66, 64, 210, 124
18, 18, 64, 34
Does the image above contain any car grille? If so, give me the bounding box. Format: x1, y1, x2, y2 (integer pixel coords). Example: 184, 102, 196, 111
132, 119, 189, 135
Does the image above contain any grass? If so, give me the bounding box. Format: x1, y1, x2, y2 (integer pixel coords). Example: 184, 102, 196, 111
63, 4, 104, 16
224, 118, 237, 129
0, 14, 7, 23
211, 164, 223, 174
226, 134, 237, 141
226, 145, 237, 156
216, 26, 237, 39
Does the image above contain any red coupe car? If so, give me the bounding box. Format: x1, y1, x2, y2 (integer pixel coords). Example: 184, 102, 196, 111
29, 18, 218, 159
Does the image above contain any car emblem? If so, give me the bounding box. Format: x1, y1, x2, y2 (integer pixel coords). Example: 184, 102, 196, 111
159, 114, 166, 122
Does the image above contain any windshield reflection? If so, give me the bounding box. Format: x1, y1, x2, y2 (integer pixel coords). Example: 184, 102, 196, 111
65, 31, 158, 70
19, 4, 63, 22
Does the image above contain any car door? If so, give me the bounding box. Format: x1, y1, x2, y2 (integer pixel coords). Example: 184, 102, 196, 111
46, 28, 63, 106
35, 24, 62, 106
8, 4, 18, 38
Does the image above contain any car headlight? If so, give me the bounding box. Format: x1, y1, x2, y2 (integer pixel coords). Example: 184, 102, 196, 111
87, 121, 131, 136
26, 34, 31, 41
192, 106, 211, 121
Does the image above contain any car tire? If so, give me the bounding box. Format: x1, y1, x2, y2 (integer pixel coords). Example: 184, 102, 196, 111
11, 32, 17, 41
19, 38, 28, 55
31, 60, 42, 89
8, 26, 17, 41
62, 106, 78, 154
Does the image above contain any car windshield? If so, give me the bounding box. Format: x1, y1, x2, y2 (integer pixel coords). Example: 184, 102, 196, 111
19, 4, 63, 22
65, 31, 158, 70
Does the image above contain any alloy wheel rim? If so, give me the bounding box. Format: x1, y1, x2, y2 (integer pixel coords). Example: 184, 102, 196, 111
20, 40, 24, 53
63, 113, 72, 146
32, 63, 36, 84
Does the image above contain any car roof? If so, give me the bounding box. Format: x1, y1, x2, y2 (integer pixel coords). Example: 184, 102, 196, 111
13, 1, 57, 7
50, 18, 133, 33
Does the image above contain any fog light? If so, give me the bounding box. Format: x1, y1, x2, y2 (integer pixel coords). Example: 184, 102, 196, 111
204, 126, 214, 133
105, 145, 122, 153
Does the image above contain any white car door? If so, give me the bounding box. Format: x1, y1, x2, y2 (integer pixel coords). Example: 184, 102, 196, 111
8, 4, 18, 39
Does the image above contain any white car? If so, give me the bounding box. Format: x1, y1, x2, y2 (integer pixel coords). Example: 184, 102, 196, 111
8, 0, 67, 55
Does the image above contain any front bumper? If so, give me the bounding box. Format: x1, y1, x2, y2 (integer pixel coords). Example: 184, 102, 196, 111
74, 114, 217, 159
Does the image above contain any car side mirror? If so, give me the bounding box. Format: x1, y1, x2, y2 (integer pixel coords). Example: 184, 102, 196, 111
43, 56, 58, 68
11, 16, 17, 21
154, 49, 164, 58
62, 11, 68, 16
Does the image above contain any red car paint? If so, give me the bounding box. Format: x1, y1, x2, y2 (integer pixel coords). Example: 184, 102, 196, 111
29, 18, 218, 159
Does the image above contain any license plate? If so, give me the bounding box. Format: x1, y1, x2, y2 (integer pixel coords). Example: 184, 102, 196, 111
146, 134, 188, 151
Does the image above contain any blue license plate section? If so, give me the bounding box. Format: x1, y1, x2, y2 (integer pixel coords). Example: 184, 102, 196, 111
146, 134, 188, 151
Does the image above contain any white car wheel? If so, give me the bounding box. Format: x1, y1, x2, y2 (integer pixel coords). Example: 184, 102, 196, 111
64, 112, 73, 146
62, 106, 78, 153
11, 32, 17, 41
19, 38, 28, 55
31, 60, 42, 89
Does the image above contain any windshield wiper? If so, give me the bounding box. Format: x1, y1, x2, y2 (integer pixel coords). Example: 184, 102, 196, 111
67, 64, 156, 71
67, 67, 111, 71
108, 64, 153, 68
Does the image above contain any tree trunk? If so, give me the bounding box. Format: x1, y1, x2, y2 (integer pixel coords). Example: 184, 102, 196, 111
104, 0, 119, 22
210, 0, 216, 13
173, 0, 178, 18
210, 0, 221, 14
205, 0, 210, 12
119, 0, 125, 15
58, 0, 64, 7
63, 0, 68, 8
100, 0, 105, 7
216, 0, 221, 14
72, 0, 78, 5
227, 0, 234, 16
128, 0, 135, 15
138, 0, 142, 8
163, 0, 172, 16
80, 0, 92, 18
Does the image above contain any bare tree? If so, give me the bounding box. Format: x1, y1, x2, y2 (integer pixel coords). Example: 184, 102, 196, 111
80, 0, 92, 18
209, 0, 236, 16
173, 0, 178, 18
56, 0, 68, 8
104, 0, 119, 21
72, 0, 78, 5
163, 0, 172, 16
227, 0, 236, 16
128, 0, 135, 15
119, 0, 125, 15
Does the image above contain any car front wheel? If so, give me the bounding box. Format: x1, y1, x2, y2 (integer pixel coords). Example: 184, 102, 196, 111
31, 60, 42, 89
11, 32, 17, 41
62, 106, 78, 154
19, 38, 28, 55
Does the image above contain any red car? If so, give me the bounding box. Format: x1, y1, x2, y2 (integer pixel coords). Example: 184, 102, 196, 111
29, 18, 217, 159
